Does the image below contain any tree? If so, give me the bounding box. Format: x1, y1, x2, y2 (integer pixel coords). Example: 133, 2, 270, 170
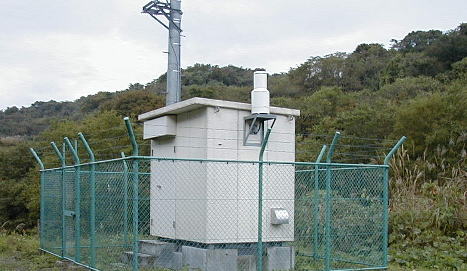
269, 73, 301, 97
37, 110, 138, 165
288, 53, 347, 92
127, 83, 144, 91
393, 86, 467, 156
391, 30, 443, 52
450, 57, 467, 81
381, 52, 443, 84
99, 90, 164, 117
0, 145, 37, 228
292, 86, 356, 133
78, 92, 116, 114
426, 23, 467, 69
342, 44, 390, 91
378, 76, 442, 102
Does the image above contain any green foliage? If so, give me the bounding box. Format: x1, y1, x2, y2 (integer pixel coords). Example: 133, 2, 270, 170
0, 145, 38, 228
100, 89, 165, 117
425, 23, 467, 69
78, 91, 116, 113
391, 24, 467, 70
439, 57, 467, 82
314, 101, 396, 139
381, 53, 443, 84
391, 30, 443, 52
183, 83, 251, 103
0, 145, 34, 180
390, 230, 466, 270
291, 86, 356, 134
343, 43, 390, 91
288, 53, 347, 93
268, 73, 302, 97
37, 110, 141, 166
378, 76, 442, 102
0, 100, 80, 137
389, 146, 466, 270
182, 64, 254, 87
451, 57, 467, 80
393, 85, 467, 156
147, 63, 256, 95
0, 231, 76, 271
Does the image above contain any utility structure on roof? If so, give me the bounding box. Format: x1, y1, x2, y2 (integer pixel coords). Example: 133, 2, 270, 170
139, 71, 299, 270
143, 0, 182, 105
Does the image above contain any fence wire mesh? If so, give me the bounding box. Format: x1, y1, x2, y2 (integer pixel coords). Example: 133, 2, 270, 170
40, 157, 388, 271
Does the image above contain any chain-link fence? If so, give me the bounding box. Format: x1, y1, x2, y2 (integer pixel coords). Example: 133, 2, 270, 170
39, 157, 390, 271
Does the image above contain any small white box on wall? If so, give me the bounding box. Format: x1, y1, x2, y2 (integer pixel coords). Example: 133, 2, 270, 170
143, 115, 177, 139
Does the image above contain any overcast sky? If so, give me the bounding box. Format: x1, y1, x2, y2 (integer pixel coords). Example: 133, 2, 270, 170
0, 0, 465, 110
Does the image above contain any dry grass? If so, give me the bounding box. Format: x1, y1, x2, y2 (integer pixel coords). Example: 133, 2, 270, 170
388, 143, 466, 270
0, 230, 86, 271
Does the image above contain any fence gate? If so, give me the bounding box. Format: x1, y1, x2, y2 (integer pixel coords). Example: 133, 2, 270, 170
63, 167, 81, 261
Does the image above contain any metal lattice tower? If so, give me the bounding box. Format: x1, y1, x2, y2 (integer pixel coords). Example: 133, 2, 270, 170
143, 0, 182, 105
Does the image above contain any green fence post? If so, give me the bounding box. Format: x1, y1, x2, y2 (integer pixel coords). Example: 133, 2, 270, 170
78, 132, 97, 268
382, 136, 406, 267
51, 142, 65, 164
121, 152, 129, 246
51, 141, 65, 258
64, 137, 81, 263
30, 148, 45, 249
124, 117, 139, 157
30, 148, 45, 170
312, 145, 327, 259
325, 132, 340, 271
124, 117, 139, 271
257, 128, 272, 271
326, 131, 341, 163
324, 168, 332, 271
384, 137, 407, 166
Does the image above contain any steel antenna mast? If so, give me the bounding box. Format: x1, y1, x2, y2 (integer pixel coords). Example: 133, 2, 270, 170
143, 0, 182, 105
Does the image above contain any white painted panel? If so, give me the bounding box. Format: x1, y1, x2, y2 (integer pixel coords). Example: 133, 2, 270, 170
175, 161, 207, 200
266, 151, 295, 162
151, 160, 176, 199
263, 164, 295, 200
266, 141, 295, 153
176, 199, 206, 242
179, 108, 207, 129
237, 149, 261, 161
206, 163, 238, 200
237, 199, 258, 242
268, 131, 295, 143
207, 107, 239, 129
150, 199, 175, 238
236, 163, 258, 200
175, 161, 207, 242
151, 140, 174, 157
144, 115, 176, 139
150, 159, 176, 238
206, 199, 237, 243
268, 115, 296, 134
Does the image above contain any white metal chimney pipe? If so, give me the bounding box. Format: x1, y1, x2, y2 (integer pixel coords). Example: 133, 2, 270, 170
254, 71, 268, 89
251, 71, 270, 114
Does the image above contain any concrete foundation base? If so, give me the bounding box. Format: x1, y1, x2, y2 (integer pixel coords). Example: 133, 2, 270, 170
123, 240, 295, 271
